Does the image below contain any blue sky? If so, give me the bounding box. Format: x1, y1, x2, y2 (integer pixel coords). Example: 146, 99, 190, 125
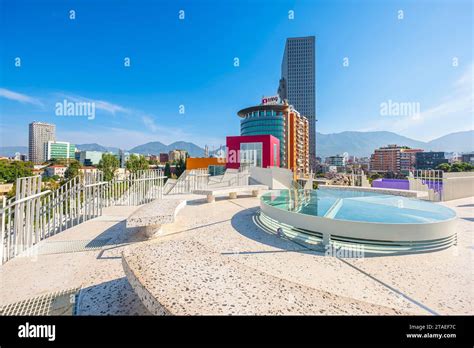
0, 0, 472, 150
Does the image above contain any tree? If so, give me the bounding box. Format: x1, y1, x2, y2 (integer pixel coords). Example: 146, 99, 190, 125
0, 160, 33, 183
436, 163, 451, 172
42, 177, 60, 191
98, 153, 120, 181
368, 172, 382, 184
437, 162, 473, 173
450, 162, 464, 172
175, 157, 186, 177
164, 162, 171, 178
126, 154, 149, 173
64, 161, 81, 180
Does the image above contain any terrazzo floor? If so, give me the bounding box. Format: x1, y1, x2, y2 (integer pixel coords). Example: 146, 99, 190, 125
0, 194, 472, 315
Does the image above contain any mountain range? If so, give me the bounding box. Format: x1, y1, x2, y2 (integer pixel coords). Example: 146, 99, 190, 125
315, 130, 473, 157
1, 130, 472, 158
128, 141, 206, 157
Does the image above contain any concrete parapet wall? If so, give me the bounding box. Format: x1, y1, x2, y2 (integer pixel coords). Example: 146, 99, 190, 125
443, 174, 474, 201
249, 167, 292, 189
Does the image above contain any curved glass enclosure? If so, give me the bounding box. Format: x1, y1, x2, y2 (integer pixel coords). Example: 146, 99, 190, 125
261, 188, 456, 224
259, 188, 457, 253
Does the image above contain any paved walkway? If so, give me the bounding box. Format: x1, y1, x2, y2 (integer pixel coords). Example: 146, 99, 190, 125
123, 195, 473, 315
0, 194, 472, 315
124, 238, 410, 315
0, 206, 150, 315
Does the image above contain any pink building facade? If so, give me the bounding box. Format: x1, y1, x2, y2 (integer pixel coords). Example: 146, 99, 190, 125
226, 135, 280, 169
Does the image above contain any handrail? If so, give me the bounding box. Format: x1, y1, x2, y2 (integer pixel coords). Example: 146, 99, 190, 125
1, 169, 165, 264
0, 190, 51, 212
83, 181, 108, 188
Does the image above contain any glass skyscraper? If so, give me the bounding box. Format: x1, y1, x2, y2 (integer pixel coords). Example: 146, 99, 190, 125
278, 36, 316, 170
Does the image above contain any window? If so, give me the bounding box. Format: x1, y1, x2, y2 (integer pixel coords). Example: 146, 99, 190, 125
240, 142, 263, 168
273, 143, 277, 166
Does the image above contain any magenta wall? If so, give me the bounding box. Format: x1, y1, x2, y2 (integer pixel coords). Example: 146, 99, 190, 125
226, 135, 280, 169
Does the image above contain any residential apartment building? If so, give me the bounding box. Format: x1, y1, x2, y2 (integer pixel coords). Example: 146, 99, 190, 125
370, 145, 423, 174
169, 150, 187, 162
400, 148, 424, 174
29, 122, 56, 163
278, 36, 316, 170
79, 167, 100, 176
148, 155, 159, 162
159, 153, 169, 163
12, 152, 28, 161
45, 165, 67, 178
325, 155, 346, 167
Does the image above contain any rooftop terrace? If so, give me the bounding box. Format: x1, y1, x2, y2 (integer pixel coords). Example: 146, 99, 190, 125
1, 193, 472, 315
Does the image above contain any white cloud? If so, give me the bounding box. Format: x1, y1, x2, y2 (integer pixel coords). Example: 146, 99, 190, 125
139, 116, 189, 141
0, 88, 44, 107
418, 63, 473, 123
141, 115, 161, 133
57, 95, 208, 146
363, 63, 474, 141
54, 93, 130, 115
1, 90, 225, 149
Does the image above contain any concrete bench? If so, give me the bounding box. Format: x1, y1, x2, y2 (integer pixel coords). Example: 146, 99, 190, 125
126, 198, 186, 238
192, 185, 269, 203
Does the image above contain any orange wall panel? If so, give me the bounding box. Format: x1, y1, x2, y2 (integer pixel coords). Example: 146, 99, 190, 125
186, 157, 225, 170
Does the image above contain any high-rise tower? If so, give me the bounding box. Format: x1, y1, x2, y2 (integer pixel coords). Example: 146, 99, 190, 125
28, 122, 56, 164
278, 36, 316, 171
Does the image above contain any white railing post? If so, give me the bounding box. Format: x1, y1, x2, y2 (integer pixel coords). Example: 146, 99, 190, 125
0, 169, 165, 264
1, 195, 6, 264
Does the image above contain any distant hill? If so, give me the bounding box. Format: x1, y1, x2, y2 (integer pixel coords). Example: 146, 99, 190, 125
2, 130, 472, 159
113, 130, 474, 158
128, 141, 168, 155
167, 141, 207, 157
129, 141, 206, 157
76, 143, 120, 153
316, 130, 474, 158
426, 130, 474, 152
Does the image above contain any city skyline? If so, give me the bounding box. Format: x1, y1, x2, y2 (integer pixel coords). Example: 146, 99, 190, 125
0, 0, 472, 150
